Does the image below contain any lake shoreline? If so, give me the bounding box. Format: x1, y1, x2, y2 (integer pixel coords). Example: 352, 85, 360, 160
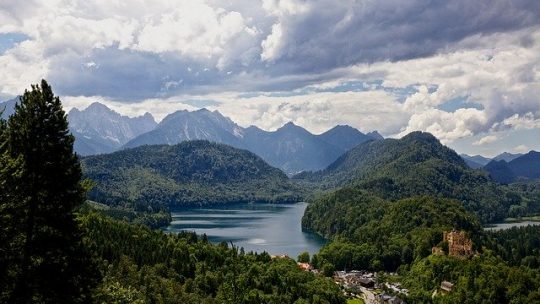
484, 220, 540, 231
165, 202, 327, 258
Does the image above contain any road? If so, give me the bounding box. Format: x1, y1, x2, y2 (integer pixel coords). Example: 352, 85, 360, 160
359, 286, 378, 304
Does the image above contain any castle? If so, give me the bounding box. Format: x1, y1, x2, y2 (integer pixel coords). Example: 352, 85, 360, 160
432, 229, 473, 258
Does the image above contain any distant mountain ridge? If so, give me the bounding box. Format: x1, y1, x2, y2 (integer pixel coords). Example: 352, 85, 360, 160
485, 151, 540, 183
1, 99, 383, 173
493, 152, 523, 162
68, 102, 157, 155
460, 152, 524, 170
460, 154, 491, 169
120, 105, 383, 174
0, 97, 19, 119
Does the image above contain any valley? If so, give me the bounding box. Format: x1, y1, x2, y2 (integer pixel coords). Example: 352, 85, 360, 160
2, 1, 540, 303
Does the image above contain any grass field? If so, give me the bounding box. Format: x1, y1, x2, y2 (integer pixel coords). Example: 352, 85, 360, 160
347, 298, 365, 304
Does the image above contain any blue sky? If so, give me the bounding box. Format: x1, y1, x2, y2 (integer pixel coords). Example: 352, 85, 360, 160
0, 0, 539, 157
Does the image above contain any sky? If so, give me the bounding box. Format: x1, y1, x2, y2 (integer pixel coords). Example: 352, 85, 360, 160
0, 0, 539, 157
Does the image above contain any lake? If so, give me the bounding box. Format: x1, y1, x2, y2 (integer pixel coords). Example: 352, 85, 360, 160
484, 221, 540, 231
164, 202, 326, 258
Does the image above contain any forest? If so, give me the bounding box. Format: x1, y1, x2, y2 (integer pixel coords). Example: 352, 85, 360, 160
80, 210, 344, 303
302, 174, 540, 302
296, 131, 538, 223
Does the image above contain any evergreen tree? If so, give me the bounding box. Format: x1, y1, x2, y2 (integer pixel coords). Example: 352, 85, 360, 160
0, 80, 97, 303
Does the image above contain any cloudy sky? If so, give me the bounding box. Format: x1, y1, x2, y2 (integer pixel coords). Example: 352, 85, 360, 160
1, 0, 539, 157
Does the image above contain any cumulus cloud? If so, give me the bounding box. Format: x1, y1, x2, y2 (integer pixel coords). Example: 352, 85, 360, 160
398, 108, 488, 143
0, 40, 48, 96
213, 90, 407, 134
134, 5, 252, 60
473, 135, 499, 146
497, 113, 540, 130
261, 23, 283, 61
0, 0, 539, 152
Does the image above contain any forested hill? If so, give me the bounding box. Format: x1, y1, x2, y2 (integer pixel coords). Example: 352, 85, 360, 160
297, 131, 524, 222
79, 211, 344, 303
82, 140, 302, 210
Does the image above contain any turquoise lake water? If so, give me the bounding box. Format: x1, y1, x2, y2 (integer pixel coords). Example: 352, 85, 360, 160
165, 202, 326, 258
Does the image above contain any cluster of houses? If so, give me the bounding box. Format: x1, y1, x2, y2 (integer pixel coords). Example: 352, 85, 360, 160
334, 270, 376, 289
288, 235, 465, 304
333, 270, 408, 304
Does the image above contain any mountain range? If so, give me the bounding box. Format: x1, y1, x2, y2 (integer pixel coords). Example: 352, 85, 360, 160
484, 151, 540, 183
460, 151, 540, 183
460, 152, 523, 169
69, 102, 157, 155
1, 99, 382, 173
122, 107, 383, 174
1, 99, 382, 174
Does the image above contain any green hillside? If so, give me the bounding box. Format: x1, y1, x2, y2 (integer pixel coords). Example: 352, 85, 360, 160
303, 191, 481, 271
82, 141, 303, 213
298, 132, 523, 222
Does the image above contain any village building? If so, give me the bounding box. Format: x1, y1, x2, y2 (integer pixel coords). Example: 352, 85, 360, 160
297, 262, 313, 271
440, 280, 454, 294
358, 277, 375, 288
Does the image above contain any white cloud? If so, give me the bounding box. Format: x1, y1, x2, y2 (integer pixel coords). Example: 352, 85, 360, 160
261, 23, 283, 61
398, 108, 488, 143
341, 27, 540, 143
473, 135, 498, 146
402, 85, 444, 112
135, 5, 250, 60
262, 0, 309, 16
207, 90, 406, 134
0, 40, 48, 96
514, 144, 530, 153
498, 113, 540, 130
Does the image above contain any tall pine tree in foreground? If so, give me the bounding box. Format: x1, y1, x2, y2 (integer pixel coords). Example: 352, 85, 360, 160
0, 81, 96, 303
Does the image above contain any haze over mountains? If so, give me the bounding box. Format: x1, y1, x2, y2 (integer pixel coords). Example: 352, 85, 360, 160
461, 152, 524, 169
484, 151, 540, 184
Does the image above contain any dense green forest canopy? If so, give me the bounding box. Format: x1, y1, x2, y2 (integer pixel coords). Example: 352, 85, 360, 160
82, 141, 303, 214
302, 189, 540, 303
297, 131, 534, 223
303, 192, 481, 271
80, 210, 345, 304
